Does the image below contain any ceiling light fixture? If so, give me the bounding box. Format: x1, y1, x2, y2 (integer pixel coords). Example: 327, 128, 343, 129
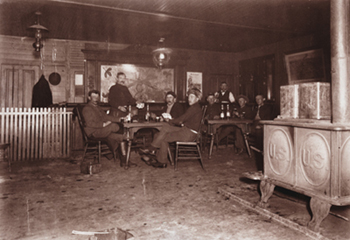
28, 11, 48, 52
152, 38, 172, 69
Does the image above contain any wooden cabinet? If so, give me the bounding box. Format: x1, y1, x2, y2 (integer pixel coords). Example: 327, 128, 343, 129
0, 64, 39, 108
239, 55, 274, 103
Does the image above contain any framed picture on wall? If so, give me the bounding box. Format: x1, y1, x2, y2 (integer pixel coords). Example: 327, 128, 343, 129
285, 49, 326, 84
186, 72, 203, 93
100, 64, 174, 103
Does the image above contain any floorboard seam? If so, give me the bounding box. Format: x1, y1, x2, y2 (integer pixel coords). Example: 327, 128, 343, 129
218, 186, 330, 240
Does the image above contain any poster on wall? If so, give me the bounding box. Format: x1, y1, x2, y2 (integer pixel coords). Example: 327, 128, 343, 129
186, 72, 203, 93
284, 49, 326, 85
100, 64, 174, 103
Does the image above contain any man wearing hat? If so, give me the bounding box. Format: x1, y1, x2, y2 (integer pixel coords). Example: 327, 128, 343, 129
217, 95, 254, 155
140, 88, 203, 166
161, 91, 184, 121
233, 95, 254, 119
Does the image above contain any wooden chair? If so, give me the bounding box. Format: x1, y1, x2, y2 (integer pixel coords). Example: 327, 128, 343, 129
215, 122, 253, 157
214, 125, 236, 149
245, 131, 263, 157
132, 128, 158, 152
168, 105, 207, 170
73, 105, 117, 163
199, 124, 211, 151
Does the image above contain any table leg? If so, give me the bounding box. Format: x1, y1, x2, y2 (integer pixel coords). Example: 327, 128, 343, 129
124, 140, 132, 170
243, 133, 251, 157
209, 133, 214, 159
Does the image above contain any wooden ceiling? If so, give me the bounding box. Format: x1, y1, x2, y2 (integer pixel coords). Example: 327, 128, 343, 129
0, 0, 330, 52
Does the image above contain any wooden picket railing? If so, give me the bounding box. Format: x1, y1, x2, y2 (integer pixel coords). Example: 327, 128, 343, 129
0, 108, 72, 161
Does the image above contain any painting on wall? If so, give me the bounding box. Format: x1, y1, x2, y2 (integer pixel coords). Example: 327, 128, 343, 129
186, 72, 203, 94
100, 64, 174, 103
285, 49, 326, 84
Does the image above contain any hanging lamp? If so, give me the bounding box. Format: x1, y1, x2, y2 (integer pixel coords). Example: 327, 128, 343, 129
152, 38, 172, 69
28, 11, 48, 52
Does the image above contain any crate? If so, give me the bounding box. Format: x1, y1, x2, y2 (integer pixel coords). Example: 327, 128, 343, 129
299, 82, 331, 119
280, 84, 299, 118
80, 161, 102, 174
0, 143, 10, 162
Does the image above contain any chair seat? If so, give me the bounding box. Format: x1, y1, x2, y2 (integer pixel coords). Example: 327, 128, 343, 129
176, 142, 197, 146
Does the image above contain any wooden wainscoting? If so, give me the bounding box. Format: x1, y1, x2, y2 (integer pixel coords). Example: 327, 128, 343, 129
0, 108, 72, 161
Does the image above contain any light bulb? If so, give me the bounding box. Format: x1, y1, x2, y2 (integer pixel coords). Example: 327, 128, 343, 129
159, 53, 165, 60
35, 30, 42, 39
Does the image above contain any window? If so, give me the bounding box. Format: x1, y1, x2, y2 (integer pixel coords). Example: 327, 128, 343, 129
74, 72, 84, 103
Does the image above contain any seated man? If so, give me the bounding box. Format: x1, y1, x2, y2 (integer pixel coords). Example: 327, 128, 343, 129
162, 91, 184, 121
149, 91, 184, 122
217, 95, 254, 155
82, 90, 136, 168
199, 93, 221, 150
205, 93, 221, 120
251, 94, 274, 150
140, 88, 203, 166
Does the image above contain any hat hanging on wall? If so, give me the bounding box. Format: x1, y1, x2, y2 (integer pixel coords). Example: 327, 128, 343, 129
49, 72, 61, 85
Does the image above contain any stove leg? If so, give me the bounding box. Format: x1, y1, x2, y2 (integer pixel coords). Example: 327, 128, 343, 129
257, 180, 275, 208
308, 197, 331, 232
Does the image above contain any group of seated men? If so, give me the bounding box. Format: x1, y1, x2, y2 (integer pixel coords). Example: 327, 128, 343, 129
81, 87, 203, 168
81, 73, 274, 169
205, 92, 274, 155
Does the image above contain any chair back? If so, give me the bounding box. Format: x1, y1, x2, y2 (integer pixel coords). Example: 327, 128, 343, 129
194, 105, 207, 142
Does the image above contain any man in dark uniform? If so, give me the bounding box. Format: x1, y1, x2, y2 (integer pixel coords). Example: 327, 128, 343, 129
140, 88, 203, 166
108, 72, 137, 119
82, 90, 135, 167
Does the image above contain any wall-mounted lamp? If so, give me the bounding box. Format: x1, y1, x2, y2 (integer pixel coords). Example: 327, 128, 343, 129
28, 12, 48, 52
152, 38, 172, 69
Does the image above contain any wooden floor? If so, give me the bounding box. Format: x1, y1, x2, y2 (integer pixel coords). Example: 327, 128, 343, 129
0, 147, 349, 240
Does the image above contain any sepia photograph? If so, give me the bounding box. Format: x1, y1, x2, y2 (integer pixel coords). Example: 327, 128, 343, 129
0, 1, 348, 240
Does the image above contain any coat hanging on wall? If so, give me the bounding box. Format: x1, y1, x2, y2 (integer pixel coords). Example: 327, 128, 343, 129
31, 74, 53, 108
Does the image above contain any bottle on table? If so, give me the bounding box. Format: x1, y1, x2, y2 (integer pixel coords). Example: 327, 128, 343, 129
226, 104, 231, 119
145, 104, 150, 122
126, 105, 132, 122
220, 104, 225, 119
